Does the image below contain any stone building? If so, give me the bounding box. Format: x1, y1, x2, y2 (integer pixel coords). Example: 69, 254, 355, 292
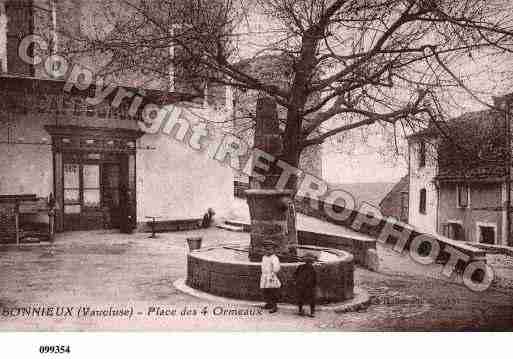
232, 55, 323, 186
407, 105, 512, 246
0, 0, 235, 240
379, 175, 409, 223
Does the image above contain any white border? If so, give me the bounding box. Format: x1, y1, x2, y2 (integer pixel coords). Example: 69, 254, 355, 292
0, 333, 511, 359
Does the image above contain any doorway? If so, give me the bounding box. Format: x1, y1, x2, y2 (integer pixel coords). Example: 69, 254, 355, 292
45, 125, 142, 233
62, 152, 128, 231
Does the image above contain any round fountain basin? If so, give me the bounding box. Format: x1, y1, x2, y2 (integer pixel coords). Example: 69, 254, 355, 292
186, 245, 354, 304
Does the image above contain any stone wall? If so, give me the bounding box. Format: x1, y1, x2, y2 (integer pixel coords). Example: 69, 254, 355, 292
438, 181, 503, 244
0, 110, 54, 198
4, 0, 35, 76
136, 113, 235, 224
297, 230, 377, 271
186, 246, 354, 303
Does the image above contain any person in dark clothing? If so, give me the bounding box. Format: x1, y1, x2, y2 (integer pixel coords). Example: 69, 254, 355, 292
294, 252, 318, 317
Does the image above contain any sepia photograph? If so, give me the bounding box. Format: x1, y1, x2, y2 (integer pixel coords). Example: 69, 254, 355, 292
0, 0, 512, 342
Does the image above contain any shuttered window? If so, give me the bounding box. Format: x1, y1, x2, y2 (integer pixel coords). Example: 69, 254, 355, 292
457, 184, 469, 208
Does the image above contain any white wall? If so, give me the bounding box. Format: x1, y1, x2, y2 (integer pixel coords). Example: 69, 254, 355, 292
136, 105, 235, 223
0, 5, 6, 73
0, 112, 53, 198
0, 143, 53, 197
408, 140, 438, 234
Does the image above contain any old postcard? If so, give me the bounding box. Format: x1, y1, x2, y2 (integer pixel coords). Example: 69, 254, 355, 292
0, 0, 512, 343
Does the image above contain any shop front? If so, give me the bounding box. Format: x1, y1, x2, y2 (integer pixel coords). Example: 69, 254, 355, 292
45, 126, 142, 233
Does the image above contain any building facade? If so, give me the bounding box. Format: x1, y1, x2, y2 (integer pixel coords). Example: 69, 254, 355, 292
408, 135, 439, 234
407, 108, 511, 246
0, 0, 235, 241
379, 175, 409, 223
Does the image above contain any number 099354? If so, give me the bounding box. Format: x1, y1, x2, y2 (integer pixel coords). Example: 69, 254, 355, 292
39, 345, 71, 354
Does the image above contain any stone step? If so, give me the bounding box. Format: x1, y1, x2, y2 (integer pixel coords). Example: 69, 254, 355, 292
224, 219, 250, 231
469, 243, 513, 256
224, 219, 248, 226
216, 223, 245, 232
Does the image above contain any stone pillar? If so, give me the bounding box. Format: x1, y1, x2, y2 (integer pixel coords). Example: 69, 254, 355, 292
246, 97, 297, 261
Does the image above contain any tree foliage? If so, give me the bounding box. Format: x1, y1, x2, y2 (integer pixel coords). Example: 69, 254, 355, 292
54, 0, 513, 168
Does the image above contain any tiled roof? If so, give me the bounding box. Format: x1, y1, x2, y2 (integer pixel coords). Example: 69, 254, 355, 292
413, 110, 508, 181
379, 175, 409, 208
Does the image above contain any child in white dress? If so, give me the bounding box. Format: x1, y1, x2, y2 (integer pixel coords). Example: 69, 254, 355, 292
260, 245, 281, 313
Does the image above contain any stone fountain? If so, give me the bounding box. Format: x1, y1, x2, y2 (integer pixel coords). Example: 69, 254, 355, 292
184, 97, 355, 304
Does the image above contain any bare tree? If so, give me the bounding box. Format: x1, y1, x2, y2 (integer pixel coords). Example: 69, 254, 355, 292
52, 0, 513, 188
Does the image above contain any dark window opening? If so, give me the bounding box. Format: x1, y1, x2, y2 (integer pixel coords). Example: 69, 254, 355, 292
479, 226, 495, 245
445, 222, 465, 241
419, 189, 426, 214
418, 141, 426, 168
400, 192, 408, 222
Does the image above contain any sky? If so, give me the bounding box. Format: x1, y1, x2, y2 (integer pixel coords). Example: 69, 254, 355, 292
323, 151, 407, 184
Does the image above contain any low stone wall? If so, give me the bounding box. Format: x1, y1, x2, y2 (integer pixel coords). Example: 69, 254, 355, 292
137, 218, 203, 233
186, 245, 354, 304
233, 189, 484, 270
469, 243, 513, 256
297, 230, 378, 271
295, 196, 486, 269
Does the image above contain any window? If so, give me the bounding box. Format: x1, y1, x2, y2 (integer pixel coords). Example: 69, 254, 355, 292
479, 225, 495, 244
63, 162, 101, 213
400, 192, 408, 222
445, 222, 465, 241
64, 163, 80, 214
419, 189, 427, 214
418, 141, 426, 168
457, 184, 469, 208
83, 164, 100, 208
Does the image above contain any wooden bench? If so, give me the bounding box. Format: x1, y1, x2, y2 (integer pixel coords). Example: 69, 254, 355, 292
144, 218, 203, 233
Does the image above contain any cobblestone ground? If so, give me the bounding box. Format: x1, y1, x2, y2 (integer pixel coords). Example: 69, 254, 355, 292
0, 228, 512, 331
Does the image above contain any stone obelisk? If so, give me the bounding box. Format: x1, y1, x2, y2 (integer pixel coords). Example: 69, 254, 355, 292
246, 97, 297, 261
